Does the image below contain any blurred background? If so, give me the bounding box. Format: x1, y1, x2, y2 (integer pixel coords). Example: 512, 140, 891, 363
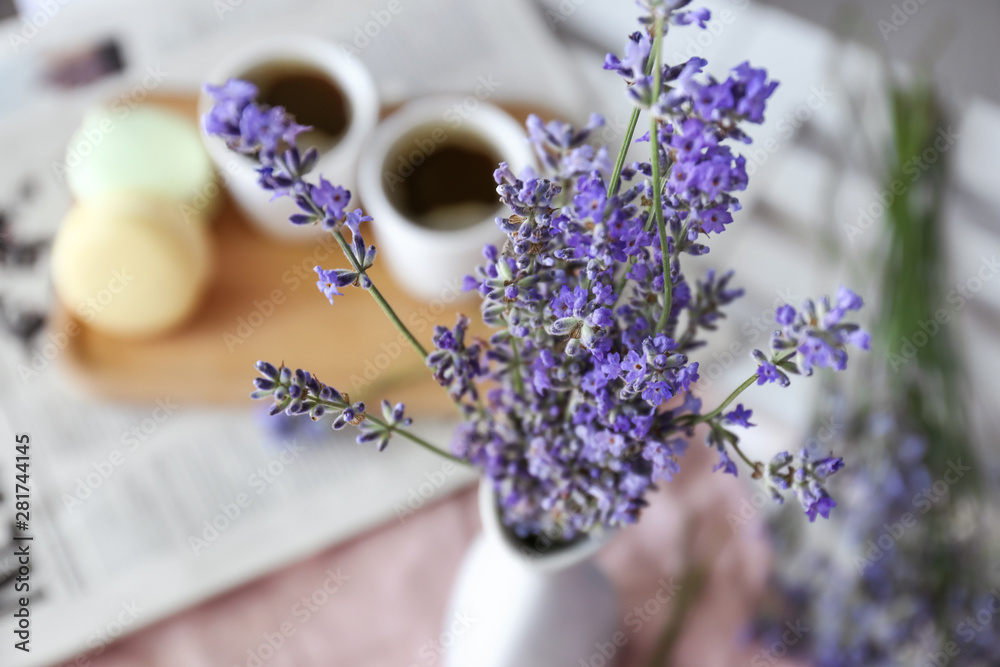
0, 0, 997, 665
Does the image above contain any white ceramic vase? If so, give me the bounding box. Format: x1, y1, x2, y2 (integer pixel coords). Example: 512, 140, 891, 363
443, 480, 619, 667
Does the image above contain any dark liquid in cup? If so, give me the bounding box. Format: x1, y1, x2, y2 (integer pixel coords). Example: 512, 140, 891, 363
387, 135, 501, 231
251, 65, 351, 148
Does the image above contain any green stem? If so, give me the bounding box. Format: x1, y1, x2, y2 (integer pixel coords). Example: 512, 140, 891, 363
314, 397, 466, 465
508, 328, 526, 395
605, 23, 660, 199
612, 27, 666, 301
647, 30, 672, 333
331, 230, 428, 359
294, 180, 428, 361
703, 371, 757, 423
689, 350, 796, 425
608, 107, 641, 198
729, 438, 757, 470
372, 416, 467, 466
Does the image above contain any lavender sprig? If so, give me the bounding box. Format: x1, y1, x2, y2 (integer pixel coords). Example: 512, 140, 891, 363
251, 361, 366, 427
427, 315, 484, 409
357, 400, 413, 452
203, 81, 427, 359
755, 287, 871, 382
251, 361, 460, 462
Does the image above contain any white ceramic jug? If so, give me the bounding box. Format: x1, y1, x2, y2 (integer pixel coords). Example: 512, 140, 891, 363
443, 480, 619, 667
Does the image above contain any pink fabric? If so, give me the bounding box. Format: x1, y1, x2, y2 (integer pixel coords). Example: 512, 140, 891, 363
87, 446, 809, 667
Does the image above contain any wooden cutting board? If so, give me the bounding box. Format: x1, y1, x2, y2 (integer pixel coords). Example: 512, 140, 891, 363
51, 95, 533, 414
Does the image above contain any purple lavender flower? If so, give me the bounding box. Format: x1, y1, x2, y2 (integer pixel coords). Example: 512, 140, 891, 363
713, 448, 738, 476
753, 288, 870, 379
314, 267, 345, 305
673, 7, 711, 28
344, 208, 373, 235
202, 79, 258, 136
755, 359, 785, 386
311, 178, 350, 226
524, 114, 605, 173
759, 447, 845, 521
725, 404, 754, 428
312, 224, 376, 304
697, 207, 733, 234
204, 79, 307, 159
801, 490, 835, 521
426, 315, 483, 403
603, 31, 651, 80
731, 62, 779, 123
776, 304, 796, 326
250, 361, 365, 427
357, 400, 412, 451
643, 437, 686, 482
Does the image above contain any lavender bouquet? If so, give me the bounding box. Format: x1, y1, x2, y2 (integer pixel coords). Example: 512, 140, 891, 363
203, 0, 869, 541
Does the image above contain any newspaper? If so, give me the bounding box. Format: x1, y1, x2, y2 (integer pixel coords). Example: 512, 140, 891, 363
0, 376, 472, 666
